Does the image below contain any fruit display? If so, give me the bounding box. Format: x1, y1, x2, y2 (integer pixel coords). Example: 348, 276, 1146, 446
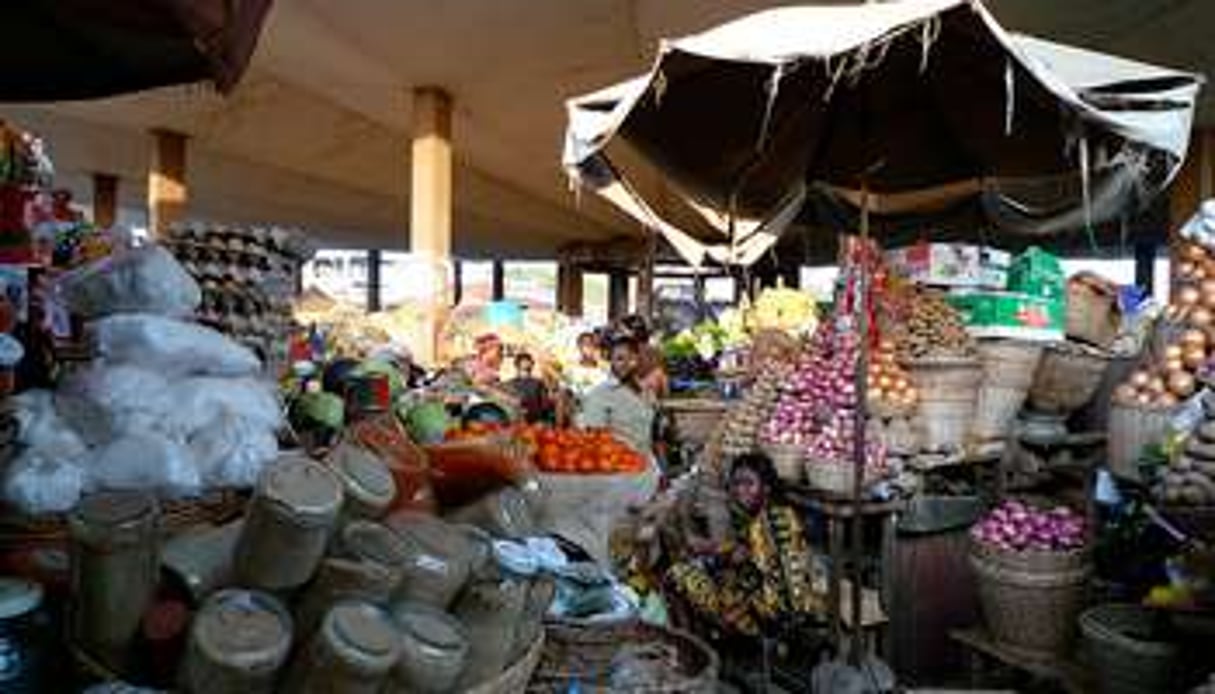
867, 338, 918, 413
743, 285, 818, 337
1166, 241, 1215, 327
889, 286, 976, 361
720, 358, 790, 458
1157, 418, 1215, 505
970, 500, 1087, 552
1114, 327, 1208, 409
448, 423, 647, 475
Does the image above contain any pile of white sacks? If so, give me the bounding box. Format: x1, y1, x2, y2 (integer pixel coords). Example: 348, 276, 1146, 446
2, 244, 282, 513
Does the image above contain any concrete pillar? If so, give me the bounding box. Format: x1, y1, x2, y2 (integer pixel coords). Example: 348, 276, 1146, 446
410, 86, 454, 365
608, 270, 629, 319
92, 173, 118, 229
491, 260, 505, 301
147, 129, 188, 238
367, 248, 382, 312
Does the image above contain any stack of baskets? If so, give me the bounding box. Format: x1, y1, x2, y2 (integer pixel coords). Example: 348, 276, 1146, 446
905, 357, 983, 454
971, 341, 1043, 443
970, 543, 1091, 656
1027, 341, 1110, 415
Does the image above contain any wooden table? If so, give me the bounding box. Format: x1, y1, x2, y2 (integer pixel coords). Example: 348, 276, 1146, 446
950, 628, 1093, 694
784, 485, 905, 651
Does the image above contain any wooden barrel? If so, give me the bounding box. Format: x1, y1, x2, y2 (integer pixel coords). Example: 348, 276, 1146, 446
906, 358, 982, 454
891, 496, 984, 681
1107, 402, 1173, 481
972, 341, 1043, 441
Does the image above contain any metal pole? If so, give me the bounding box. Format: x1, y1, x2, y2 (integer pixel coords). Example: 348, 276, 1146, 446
850, 186, 870, 665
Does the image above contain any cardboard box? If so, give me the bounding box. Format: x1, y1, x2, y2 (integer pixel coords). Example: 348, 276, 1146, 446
886, 242, 1009, 289
946, 289, 1065, 342
1007, 246, 1064, 300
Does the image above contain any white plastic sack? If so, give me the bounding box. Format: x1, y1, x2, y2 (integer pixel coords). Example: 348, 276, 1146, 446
58, 245, 200, 318
94, 314, 261, 377
161, 376, 281, 440
4, 451, 86, 514
87, 432, 201, 498
55, 365, 175, 446
10, 389, 88, 460
187, 414, 279, 488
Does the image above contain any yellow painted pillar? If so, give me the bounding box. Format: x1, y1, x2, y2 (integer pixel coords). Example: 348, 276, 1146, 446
410, 87, 454, 365
147, 129, 188, 239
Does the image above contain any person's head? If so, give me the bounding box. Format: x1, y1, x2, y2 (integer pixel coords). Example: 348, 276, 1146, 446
727, 453, 778, 515
514, 351, 535, 377
576, 332, 599, 361
608, 336, 641, 382
474, 333, 503, 365
620, 315, 651, 343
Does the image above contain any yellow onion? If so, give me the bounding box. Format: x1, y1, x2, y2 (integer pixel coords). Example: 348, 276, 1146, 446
1136, 392, 1153, 406
1130, 370, 1152, 388
1158, 393, 1180, 408
1168, 371, 1197, 397
1184, 243, 1208, 262
1165, 357, 1186, 373
1179, 261, 1197, 280
1179, 285, 1202, 307
1182, 329, 1208, 348
1194, 307, 1214, 328
1147, 376, 1166, 395
1183, 346, 1207, 369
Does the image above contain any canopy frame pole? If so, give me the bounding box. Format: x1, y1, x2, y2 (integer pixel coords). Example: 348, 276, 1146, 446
850, 183, 870, 667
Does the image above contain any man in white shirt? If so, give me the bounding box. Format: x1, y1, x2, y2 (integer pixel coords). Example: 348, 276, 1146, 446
577, 336, 655, 455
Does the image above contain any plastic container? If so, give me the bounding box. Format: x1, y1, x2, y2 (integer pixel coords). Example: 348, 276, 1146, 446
387, 602, 469, 694
181, 589, 293, 694
326, 442, 396, 521
0, 578, 48, 694
68, 491, 159, 673
284, 601, 402, 694
234, 458, 343, 590
295, 558, 401, 638
388, 514, 474, 609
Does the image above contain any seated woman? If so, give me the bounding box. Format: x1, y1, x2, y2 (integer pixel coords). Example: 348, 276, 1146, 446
667, 453, 823, 638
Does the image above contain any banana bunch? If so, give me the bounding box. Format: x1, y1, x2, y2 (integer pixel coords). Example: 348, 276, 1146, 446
745, 286, 818, 337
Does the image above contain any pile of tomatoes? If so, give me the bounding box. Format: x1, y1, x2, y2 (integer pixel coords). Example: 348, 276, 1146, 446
515, 424, 647, 474
444, 422, 646, 474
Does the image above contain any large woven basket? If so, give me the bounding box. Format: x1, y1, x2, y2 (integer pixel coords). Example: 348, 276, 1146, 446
1027, 343, 1110, 414
465, 632, 545, 694
970, 545, 1090, 655
972, 341, 1043, 441
905, 357, 982, 453
1080, 603, 1186, 694
762, 442, 805, 484
0, 488, 248, 549
1107, 402, 1173, 481
528, 619, 717, 693
804, 455, 882, 497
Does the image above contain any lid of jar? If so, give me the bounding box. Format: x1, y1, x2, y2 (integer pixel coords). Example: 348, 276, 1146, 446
261, 457, 342, 518
330, 445, 395, 502
74, 490, 156, 527
391, 602, 467, 651
343, 521, 412, 567
0, 577, 42, 619
194, 590, 292, 669
324, 601, 402, 666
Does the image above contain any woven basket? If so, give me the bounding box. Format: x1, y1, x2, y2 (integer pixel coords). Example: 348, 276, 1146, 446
971, 547, 1090, 655
528, 619, 717, 693
762, 443, 805, 484
804, 457, 880, 497
905, 357, 982, 453
1066, 274, 1121, 349
972, 341, 1043, 441
465, 632, 545, 694
1027, 343, 1110, 414
0, 488, 248, 549
1107, 402, 1173, 481
1080, 603, 1184, 694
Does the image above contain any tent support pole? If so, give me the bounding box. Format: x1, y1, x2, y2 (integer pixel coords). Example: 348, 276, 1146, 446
850, 184, 870, 666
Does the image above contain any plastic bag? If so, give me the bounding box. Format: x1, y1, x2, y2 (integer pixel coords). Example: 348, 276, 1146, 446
55, 364, 175, 446
162, 376, 281, 440
187, 412, 279, 488
4, 450, 86, 513
87, 432, 201, 498
57, 245, 200, 318
94, 314, 261, 377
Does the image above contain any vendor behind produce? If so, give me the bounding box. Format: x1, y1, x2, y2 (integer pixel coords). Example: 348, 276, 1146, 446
619, 314, 668, 397
577, 335, 656, 456
507, 351, 552, 424
466, 332, 504, 386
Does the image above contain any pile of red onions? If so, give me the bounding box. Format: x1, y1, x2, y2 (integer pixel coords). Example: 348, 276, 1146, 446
970, 500, 1086, 552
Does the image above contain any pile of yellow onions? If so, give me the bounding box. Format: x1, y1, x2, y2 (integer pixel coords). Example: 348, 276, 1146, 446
1114, 328, 1206, 408
867, 338, 918, 411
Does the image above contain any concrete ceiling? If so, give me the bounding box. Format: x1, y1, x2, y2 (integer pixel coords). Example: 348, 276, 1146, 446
1, 0, 1211, 258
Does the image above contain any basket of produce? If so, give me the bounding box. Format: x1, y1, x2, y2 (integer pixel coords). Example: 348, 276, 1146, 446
969, 500, 1090, 655
1154, 417, 1215, 507
904, 356, 982, 454
804, 455, 883, 497
1080, 603, 1187, 694
1026, 340, 1110, 414
762, 442, 805, 484
1066, 272, 1122, 349
972, 340, 1043, 442
528, 620, 717, 693
1106, 400, 1174, 482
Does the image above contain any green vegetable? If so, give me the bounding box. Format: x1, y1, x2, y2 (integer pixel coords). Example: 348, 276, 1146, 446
292, 391, 345, 431
402, 400, 452, 445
